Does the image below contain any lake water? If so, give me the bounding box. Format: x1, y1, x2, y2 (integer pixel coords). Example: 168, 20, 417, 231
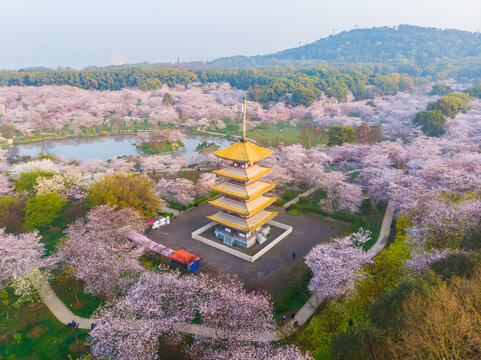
12, 134, 235, 164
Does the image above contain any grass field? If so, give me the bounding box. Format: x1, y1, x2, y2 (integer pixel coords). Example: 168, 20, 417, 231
207, 120, 329, 148
273, 265, 313, 324
50, 275, 104, 319
0, 289, 90, 360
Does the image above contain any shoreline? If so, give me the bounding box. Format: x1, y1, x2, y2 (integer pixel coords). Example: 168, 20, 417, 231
4, 129, 148, 147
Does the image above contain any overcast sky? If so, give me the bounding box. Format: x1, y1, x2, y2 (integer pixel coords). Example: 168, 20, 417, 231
1, 0, 480, 69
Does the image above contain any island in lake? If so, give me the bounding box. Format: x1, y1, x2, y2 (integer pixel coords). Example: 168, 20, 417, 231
195, 140, 220, 153
136, 129, 186, 155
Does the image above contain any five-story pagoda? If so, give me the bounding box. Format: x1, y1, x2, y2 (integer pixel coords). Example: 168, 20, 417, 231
207, 99, 277, 248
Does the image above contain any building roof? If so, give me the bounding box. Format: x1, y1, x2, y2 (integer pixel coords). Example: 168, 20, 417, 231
213, 140, 273, 163
208, 195, 276, 215
207, 210, 277, 232
211, 181, 275, 200
213, 165, 273, 181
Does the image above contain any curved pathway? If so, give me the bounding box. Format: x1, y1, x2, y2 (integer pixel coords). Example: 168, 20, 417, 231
37, 281, 93, 329
37, 202, 395, 338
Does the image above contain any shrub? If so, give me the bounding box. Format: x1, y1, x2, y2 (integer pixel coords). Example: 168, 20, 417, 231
412, 110, 446, 136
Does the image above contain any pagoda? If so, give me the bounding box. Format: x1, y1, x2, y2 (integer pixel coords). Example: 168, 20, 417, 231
207, 98, 278, 248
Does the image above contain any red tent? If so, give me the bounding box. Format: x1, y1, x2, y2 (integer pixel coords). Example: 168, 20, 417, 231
170, 250, 200, 272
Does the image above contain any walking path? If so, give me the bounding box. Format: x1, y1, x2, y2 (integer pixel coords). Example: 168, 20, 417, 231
283, 186, 320, 209
37, 280, 93, 330
37, 202, 395, 338
160, 199, 180, 216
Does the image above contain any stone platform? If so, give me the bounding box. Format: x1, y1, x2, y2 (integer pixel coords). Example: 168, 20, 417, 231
192, 220, 292, 263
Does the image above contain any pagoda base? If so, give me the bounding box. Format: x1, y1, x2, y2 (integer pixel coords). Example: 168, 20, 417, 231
213, 224, 271, 248
191, 220, 292, 263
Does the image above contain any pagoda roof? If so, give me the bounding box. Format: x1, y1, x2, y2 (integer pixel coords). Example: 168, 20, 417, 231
213, 140, 273, 163
208, 195, 276, 215
213, 165, 273, 181
207, 210, 277, 232
211, 181, 275, 200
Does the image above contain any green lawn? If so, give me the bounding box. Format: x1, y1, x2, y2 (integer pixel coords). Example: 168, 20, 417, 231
274, 184, 308, 206
49, 274, 104, 319
273, 265, 313, 324
138, 140, 183, 155
0, 289, 90, 360
176, 170, 203, 183
247, 123, 328, 148
39, 201, 88, 254
167, 191, 219, 211
206, 121, 329, 148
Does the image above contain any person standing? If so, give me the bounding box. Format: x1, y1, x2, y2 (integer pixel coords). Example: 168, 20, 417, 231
291, 310, 296, 319
292, 252, 296, 260
282, 315, 286, 323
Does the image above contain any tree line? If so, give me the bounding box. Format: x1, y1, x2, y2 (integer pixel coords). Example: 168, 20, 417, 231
0, 65, 419, 106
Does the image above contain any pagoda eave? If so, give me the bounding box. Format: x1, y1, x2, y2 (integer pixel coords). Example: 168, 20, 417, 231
213, 167, 273, 182
210, 182, 276, 200
213, 141, 273, 163
208, 196, 277, 215
207, 210, 277, 232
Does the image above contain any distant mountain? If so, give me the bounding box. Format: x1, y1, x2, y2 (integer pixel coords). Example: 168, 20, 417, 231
207, 25, 481, 69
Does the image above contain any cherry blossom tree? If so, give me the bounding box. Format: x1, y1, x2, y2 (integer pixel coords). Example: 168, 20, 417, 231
197, 343, 313, 360
90, 272, 275, 360
9, 267, 51, 307
10, 159, 69, 177
140, 154, 180, 174
0, 149, 9, 172
196, 172, 218, 197
0, 229, 46, 288
198, 275, 274, 340
0, 174, 13, 196
34, 174, 65, 195
305, 230, 372, 298
56, 206, 146, 298
155, 178, 196, 205
404, 249, 453, 276
318, 171, 365, 214
90, 271, 208, 360
78, 158, 109, 173
107, 157, 136, 173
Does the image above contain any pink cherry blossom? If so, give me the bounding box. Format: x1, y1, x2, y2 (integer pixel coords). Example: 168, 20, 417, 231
305, 230, 372, 298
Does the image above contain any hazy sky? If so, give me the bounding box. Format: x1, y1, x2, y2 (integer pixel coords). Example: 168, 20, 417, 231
1, 0, 480, 69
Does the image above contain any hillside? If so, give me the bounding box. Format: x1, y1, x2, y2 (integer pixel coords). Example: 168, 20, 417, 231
208, 25, 481, 69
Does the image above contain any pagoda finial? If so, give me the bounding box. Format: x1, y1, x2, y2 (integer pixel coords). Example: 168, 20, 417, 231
242, 97, 247, 142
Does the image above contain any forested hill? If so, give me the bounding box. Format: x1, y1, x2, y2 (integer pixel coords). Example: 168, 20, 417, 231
208, 25, 481, 68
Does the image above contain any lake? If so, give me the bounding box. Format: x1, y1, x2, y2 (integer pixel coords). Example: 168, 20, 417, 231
12, 134, 235, 164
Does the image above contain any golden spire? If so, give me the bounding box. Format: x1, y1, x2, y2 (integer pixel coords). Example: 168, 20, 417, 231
242, 97, 246, 142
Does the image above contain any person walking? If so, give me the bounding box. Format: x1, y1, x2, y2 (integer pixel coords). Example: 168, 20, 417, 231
292, 252, 296, 260
291, 310, 296, 319
282, 315, 286, 323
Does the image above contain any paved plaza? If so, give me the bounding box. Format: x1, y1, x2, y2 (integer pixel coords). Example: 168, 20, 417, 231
148, 203, 347, 296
